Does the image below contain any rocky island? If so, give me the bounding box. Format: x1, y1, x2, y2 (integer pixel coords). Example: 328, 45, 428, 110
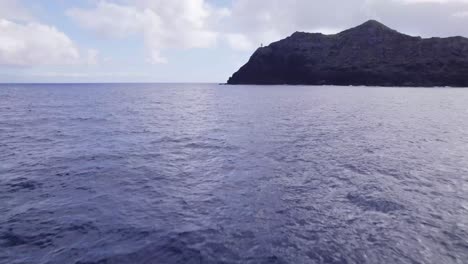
227, 20, 468, 87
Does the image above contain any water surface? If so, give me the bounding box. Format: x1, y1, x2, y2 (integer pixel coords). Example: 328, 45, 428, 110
1, 84, 468, 264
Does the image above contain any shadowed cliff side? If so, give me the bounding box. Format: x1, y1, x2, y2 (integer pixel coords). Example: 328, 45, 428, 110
227, 20, 468, 87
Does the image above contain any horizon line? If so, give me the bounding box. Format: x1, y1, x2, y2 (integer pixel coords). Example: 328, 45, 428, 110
0, 82, 225, 85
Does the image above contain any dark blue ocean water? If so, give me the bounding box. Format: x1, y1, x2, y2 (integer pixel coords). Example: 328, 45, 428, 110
1, 83, 468, 264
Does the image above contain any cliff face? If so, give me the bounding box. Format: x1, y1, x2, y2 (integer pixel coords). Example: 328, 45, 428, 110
227, 20, 468, 87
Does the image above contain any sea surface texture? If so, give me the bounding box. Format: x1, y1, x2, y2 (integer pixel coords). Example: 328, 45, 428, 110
1, 84, 468, 264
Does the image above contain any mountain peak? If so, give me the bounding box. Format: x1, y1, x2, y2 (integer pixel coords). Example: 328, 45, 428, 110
338, 19, 401, 37
361, 19, 387, 28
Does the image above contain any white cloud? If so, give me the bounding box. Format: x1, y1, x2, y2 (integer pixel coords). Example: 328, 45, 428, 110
225, 33, 255, 51
86, 49, 100, 65
0, 1, 99, 67
0, 0, 32, 22
28, 71, 150, 78
0, 19, 82, 66
219, 0, 468, 44
67, 2, 149, 38
397, 0, 468, 3
213, 0, 372, 48
454, 11, 468, 16
68, 0, 218, 64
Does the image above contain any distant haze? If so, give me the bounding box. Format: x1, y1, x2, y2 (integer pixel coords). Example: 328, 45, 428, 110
0, 0, 467, 82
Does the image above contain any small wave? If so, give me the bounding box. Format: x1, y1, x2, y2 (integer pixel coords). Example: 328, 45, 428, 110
3, 178, 43, 193
0, 230, 54, 249
150, 136, 192, 145
183, 142, 224, 150
347, 193, 405, 213
342, 163, 370, 175
70, 117, 109, 123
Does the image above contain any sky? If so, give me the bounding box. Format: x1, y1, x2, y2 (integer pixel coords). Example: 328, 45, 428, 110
1, 0, 468, 83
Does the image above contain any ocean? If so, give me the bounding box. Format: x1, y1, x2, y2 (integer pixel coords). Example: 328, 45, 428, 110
1, 83, 467, 264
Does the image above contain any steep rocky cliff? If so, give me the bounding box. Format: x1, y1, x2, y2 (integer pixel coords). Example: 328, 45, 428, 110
227, 20, 468, 87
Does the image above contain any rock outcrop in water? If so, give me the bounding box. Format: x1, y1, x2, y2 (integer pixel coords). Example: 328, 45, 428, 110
227, 20, 468, 87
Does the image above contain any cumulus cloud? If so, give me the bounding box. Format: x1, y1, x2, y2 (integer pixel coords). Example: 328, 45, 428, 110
68, 0, 219, 64
0, 1, 98, 66
214, 0, 372, 48
397, 0, 468, 3
364, 0, 468, 37
0, 0, 32, 21
225, 33, 255, 51
0, 19, 83, 66
218, 0, 468, 47
66, 2, 150, 38
86, 49, 100, 65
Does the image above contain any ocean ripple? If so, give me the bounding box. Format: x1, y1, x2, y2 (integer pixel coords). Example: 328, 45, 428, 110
1, 83, 468, 264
